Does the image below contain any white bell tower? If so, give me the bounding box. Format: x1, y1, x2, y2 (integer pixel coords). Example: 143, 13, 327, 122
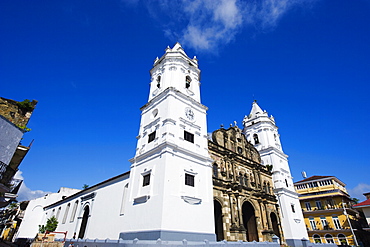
120, 43, 215, 241
242, 101, 308, 247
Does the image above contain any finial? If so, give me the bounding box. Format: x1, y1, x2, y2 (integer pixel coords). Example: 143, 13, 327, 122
220, 124, 224, 128
234, 121, 237, 127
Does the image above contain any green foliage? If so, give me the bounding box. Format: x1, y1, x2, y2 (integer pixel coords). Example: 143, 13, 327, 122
17, 99, 34, 112
351, 198, 360, 204
82, 184, 89, 189
8, 202, 18, 209
39, 216, 58, 233
17, 125, 31, 132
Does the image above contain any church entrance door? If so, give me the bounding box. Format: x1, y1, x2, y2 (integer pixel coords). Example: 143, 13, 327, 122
213, 200, 224, 241
270, 212, 280, 241
242, 202, 258, 242
78, 205, 90, 239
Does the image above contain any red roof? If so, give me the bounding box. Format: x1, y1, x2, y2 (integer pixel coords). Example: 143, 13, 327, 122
353, 198, 370, 208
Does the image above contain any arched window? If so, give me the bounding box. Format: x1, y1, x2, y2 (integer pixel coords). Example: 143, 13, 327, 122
253, 134, 259, 144
337, 234, 347, 245
156, 76, 161, 88
267, 182, 271, 194
313, 234, 321, 243
185, 76, 191, 89
263, 182, 267, 193
239, 172, 244, 185
325, 234, 334, 243
120, 183, 129, 215
56, 207, 61, 220
62, 203, 70, 224
70, 200, 79, 222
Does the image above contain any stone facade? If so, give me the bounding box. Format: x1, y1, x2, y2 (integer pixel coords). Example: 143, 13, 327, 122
0, 97, 37, 128
209, 126, 283, 243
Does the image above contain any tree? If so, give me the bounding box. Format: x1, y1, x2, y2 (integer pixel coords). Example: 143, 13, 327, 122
351, 198, 360, 204
39, 216, 58, 233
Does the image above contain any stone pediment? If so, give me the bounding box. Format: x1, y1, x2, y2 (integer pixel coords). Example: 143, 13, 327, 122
211, 126, 261, 163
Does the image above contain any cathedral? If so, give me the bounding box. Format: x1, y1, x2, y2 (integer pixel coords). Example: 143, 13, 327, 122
15, 44, 312, 247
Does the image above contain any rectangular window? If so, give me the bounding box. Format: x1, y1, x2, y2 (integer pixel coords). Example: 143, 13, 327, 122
148, 131, 156, 143
305, 201, 312, 211
333, 216, 341, 229
316, 200, 322, 210
327, 199, 334, 209
185, 173, 195, 187
184, 131, 194, 143
309, 217, 317, 230
143, 174, 151, 187
291, 204, 295, 213
321, 217, 328, 229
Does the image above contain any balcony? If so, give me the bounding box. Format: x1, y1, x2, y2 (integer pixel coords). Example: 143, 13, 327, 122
302, 206, 357, 216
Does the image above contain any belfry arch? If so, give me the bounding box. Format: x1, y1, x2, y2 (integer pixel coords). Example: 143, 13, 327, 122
242, 201, 258, 242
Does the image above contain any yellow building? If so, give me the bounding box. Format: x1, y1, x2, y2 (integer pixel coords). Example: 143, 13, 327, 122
294, 175, 360, 246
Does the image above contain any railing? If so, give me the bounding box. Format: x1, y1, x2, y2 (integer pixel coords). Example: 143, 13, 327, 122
8, 178, 22, 192
0, 161, 8, 180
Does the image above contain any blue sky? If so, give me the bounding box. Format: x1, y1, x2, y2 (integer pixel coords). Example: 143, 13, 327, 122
1, 0, 370, 201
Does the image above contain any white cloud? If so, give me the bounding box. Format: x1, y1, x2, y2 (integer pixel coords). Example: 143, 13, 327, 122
348, 183, 370, 200
14, 171, 50, 202
134, 0, 316, 52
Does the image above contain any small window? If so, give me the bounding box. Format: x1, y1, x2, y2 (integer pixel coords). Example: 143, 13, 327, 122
212, 164, 218, 178
184, 131, 194, 143
143, 174, 150, 187
185, 76, 191, 89
157, 76, 161, 88
305, 201, 312, 211
148, 131, 156, 143
285, 179, 289, 187
291, 204, 295, 213
185, 173, 195, 187
253, 134, 259, 144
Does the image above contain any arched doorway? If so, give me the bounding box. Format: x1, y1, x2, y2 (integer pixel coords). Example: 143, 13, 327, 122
78, 205, 90, 239
270, 212, 280, 240
213, 200, 224, 241
242, 201, 258, 242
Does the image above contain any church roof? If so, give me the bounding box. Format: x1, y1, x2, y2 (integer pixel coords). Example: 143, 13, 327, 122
353, 198, 370, 208
249, 101, 264, 119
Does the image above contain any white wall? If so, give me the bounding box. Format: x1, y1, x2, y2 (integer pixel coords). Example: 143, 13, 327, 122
16, 187, 80, 239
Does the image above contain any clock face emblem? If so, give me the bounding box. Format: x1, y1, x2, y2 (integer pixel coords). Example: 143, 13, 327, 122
185, 107, 195, 121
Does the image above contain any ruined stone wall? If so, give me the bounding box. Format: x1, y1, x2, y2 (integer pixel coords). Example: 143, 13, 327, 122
0, 97, 37, 127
